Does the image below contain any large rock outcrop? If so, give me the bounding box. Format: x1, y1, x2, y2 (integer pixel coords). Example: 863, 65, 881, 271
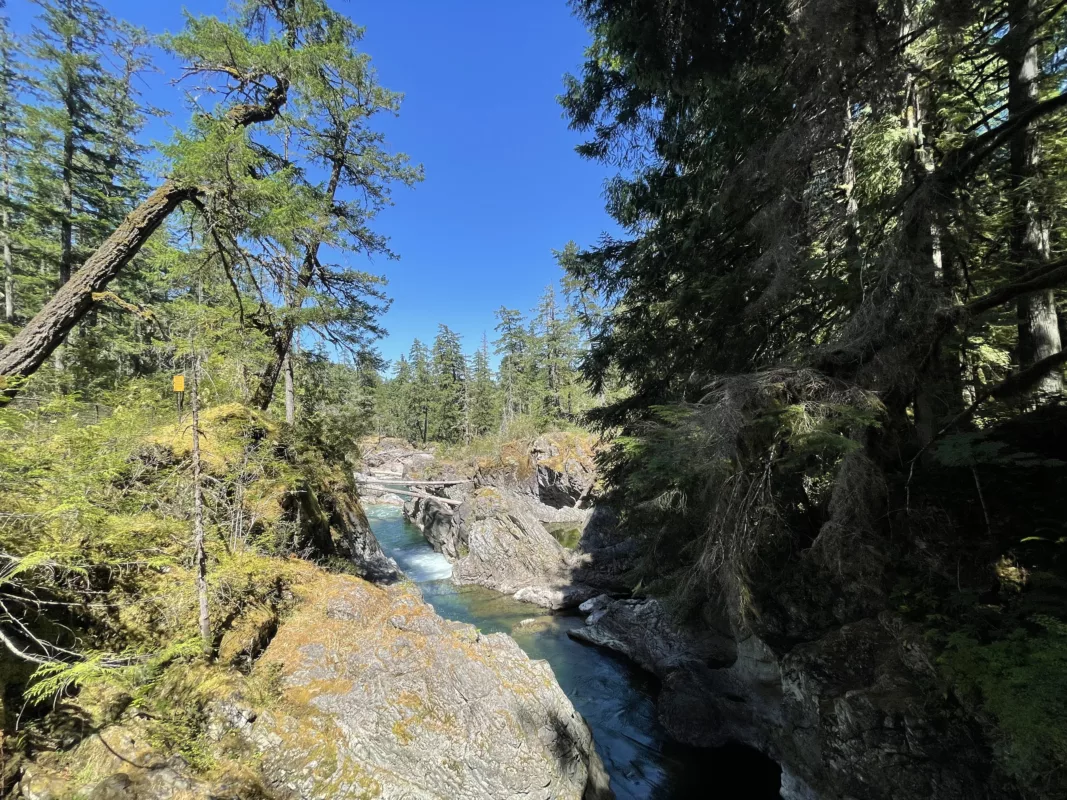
235, 575, 612, 799
18, 574, 613, 800
473, 433, 597, 509
450, 488, 572, 592
405, 495, 461, 558
328, 489, 402, 583
392, 435, 623, 610
569, 598, 1011, 800
406, 487, 602, 610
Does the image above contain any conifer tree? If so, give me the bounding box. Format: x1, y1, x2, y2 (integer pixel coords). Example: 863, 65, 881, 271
494, 306, 528, 428
0, 13, 20, 326
245, 9, 420, 411
381, 353, 414, 440
430, 324, 465, 442
23, 0, 149, 289
469, 333, 498, 437
533, 284, 579, 418
1006, 0, 1062, 397
0, 0, 371, 397
408, 338, 432, 442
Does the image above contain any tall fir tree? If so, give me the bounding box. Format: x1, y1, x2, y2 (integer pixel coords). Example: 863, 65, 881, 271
429, 324, 465, 442
533, 284, 580, 418
0, 12, 20, 326
468, 333, 498, 437
23, 0, 149, 289
408, 338, 432, 442
494, 306, 529, 428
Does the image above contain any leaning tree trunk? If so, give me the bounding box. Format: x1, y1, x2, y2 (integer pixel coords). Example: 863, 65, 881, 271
0, 75, 289, 402
0, 181, 195, 396
252, 304, 303, 411
1008, 0, 1062, 398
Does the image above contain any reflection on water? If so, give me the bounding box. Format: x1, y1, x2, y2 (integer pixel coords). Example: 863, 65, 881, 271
368, 504, 781, 800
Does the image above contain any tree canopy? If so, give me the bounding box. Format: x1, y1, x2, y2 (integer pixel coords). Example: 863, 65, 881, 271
562, 0, 1067, 790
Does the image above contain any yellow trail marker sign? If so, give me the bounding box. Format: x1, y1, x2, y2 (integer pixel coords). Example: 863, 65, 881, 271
173, 375, 185, 393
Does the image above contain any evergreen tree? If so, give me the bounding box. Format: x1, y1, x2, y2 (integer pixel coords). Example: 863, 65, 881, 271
429, 324, 465, 442
244, 10, 421, 411
494, 306, 529, 428
1, 0, 381, 396
377, 354, 413, 440
1006, 0, 1062, 396
533, 284, 580, 418
0, 13, 20, 326
468, 333, 498, 437
23, 0, 149, 289
408, 338, 432, 442
558, 241, 605, 342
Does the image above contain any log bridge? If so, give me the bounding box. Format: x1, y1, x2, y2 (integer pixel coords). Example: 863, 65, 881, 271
356, 477, 472, 508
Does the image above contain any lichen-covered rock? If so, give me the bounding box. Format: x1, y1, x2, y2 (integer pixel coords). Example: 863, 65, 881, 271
404, 490, 593, 609
568, 598, 736, 674
404, 495, 461, 558
451, 488, 572, 593
473, 433, 598, 510
528, 433, 597, 508
238, 574, 612, 800
571, 598, 1012, 800
445, 488, 599, 609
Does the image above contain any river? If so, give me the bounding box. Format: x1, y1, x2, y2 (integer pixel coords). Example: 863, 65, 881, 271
366, 505, 782, 800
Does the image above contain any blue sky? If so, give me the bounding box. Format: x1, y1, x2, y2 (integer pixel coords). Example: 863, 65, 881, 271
7, 0, 616, 368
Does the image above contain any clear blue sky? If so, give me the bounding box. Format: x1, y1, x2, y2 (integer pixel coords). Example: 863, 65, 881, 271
8, 0, 616, 368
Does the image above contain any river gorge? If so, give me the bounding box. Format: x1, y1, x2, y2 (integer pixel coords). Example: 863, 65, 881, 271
366, 504, 783, 800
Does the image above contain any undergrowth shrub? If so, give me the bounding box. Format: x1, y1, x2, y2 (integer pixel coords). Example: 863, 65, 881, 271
0, 382, 345, 768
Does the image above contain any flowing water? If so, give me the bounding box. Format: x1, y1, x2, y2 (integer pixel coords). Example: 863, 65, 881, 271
366, 505, 781, 800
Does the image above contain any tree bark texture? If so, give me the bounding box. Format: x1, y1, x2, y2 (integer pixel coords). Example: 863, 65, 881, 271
0, 181, 195, 394
1008, 0, 1062, 397
190, 347, 212, 658
0, 73, 290, 400
283, 349, 295, 425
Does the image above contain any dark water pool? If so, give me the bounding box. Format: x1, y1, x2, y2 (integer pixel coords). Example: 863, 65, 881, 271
367, 505, 781, 799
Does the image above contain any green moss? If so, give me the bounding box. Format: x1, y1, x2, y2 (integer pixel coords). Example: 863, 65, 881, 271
939, 616, 1067, 795
545, 523, 582, 550
0, 392, 367, 785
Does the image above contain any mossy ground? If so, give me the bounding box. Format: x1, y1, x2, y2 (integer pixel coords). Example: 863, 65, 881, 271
0, 387, 370, 794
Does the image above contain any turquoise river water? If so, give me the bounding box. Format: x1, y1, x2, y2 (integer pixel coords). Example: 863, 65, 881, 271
366, 505, 782, 800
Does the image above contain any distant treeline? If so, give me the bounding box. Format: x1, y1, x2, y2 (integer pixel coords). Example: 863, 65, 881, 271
371, 276, 617, 444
